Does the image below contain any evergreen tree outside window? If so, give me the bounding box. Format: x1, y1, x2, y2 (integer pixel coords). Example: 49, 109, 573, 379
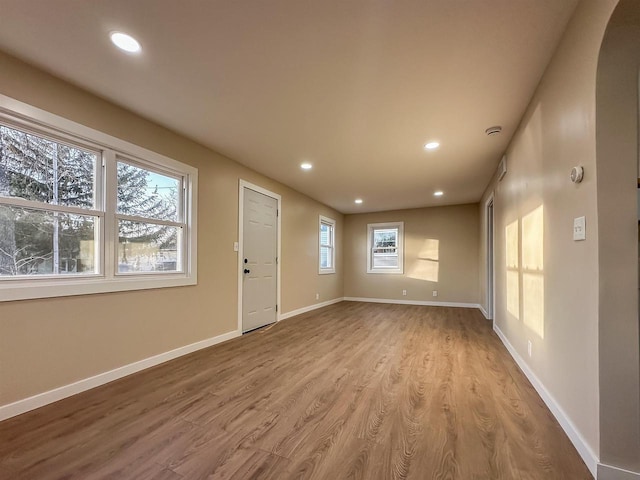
116, 159, 184, 274
0, 124, 99, 276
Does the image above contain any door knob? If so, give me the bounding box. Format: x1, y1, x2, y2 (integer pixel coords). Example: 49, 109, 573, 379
244, 268, 250, 274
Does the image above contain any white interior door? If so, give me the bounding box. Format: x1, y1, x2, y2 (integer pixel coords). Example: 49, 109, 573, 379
242, 187, 278, 333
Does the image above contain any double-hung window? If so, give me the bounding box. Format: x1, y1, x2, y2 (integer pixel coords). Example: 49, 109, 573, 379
367, 222, 404, 274
0, 123, 101, 277
0, 97, 197, 301
319, 215, 335, 274
116, 159, 185, 274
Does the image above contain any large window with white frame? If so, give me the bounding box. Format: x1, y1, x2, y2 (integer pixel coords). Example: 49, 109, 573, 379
319, 215, 335, 274
367, 222, 404, 274
0, 98, 197, 301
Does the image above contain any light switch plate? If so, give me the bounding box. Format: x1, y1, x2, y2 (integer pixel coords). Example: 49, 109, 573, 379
233, 242, 239, 251
573, 216, 586, 241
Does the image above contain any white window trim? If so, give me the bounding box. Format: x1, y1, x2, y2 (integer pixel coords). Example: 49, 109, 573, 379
319, 215, 336, 274
367, 221, 404, 274
0, 94, 198, 302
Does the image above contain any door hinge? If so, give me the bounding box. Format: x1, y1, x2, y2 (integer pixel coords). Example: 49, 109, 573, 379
276, 304, 278, 312
277, 209, 279, 217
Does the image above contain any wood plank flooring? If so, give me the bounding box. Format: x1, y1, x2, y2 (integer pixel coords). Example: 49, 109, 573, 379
0, 302, 592, 479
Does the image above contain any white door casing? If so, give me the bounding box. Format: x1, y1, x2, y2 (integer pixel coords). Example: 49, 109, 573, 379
238, 181, 280, 333
485, 193, 495, 322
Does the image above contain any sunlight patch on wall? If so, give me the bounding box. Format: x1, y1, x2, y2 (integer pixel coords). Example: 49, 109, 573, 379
506, 220, 520, 319
408, 238, 439, 282
522, 206, 544, 270
522, 205, 544, 338
507, 271, 520, 319
523, 273, 544, 337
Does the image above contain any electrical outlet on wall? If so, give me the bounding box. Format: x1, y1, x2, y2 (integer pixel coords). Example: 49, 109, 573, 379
315, 293, 319, 300
402, 290, 407, 296
432, 290, 438, 297
528, 340, 532, 357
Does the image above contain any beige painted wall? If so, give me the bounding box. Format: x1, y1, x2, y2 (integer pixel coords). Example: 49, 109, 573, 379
478, 0, 618, 464
344, 204, 479, 304
282, 197, 344, 308
595, 0, 640, 472
0, 51, 344, 406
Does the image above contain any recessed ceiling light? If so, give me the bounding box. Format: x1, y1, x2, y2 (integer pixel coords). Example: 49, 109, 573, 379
424, 142, 440, 150
354, 198, 363, 204
110, 32, 141, 53
434, 191, 444, 196
300, 163, 312, 170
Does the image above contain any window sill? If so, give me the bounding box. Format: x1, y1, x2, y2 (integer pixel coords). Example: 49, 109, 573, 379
366, 269, 404, 275
0, 274, 197, 302
319, 269, 336, 275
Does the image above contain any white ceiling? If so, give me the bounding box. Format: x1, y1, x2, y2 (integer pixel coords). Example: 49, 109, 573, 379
0, 0, 578, 213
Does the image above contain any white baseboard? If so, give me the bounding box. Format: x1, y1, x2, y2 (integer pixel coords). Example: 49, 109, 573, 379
0, 329, 240, 422
279, 297, 344, 321
598, 463, 640, 480
343, 296, 482, 310
478, 305, 490, 319
493, 324, 598, 478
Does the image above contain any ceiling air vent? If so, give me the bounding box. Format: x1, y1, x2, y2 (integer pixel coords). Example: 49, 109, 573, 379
485, 125, 502, 136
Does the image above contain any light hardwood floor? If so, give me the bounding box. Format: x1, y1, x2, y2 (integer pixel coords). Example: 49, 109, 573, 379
0, 302, 592, 479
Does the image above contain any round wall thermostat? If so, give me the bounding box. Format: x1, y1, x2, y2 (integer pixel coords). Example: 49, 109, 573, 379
570, 166, 584, 183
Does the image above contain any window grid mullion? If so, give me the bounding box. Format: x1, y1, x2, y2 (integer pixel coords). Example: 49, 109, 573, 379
90, 151, 105, 278
103, 150, 117, 279
0, 196, 104, 218
115, 213, 185, 228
